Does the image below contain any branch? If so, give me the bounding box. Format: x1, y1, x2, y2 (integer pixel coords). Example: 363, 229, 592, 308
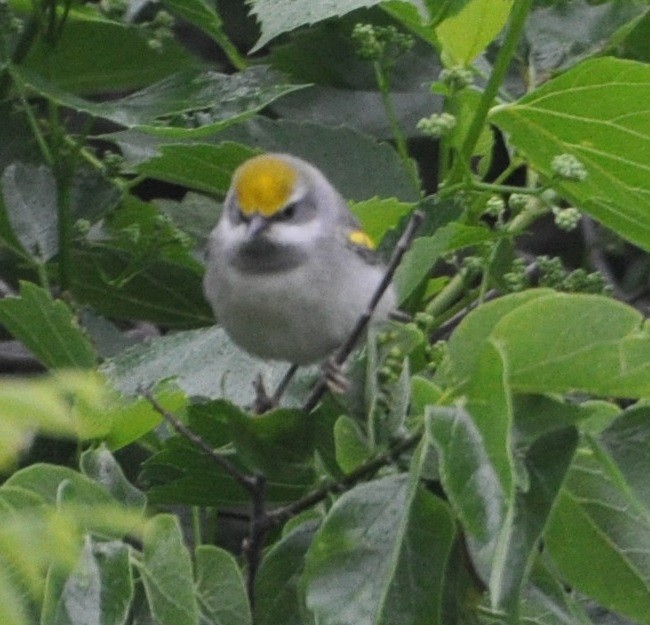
302, 208, 425, 412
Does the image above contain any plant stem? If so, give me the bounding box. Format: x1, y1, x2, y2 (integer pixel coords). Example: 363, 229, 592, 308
447, 0, 533, 186
374, 61, 420, 191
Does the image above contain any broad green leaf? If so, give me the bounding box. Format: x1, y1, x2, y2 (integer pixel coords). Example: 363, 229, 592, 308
156, 193, 222, 247
20, 66, 305, 136
139, 515, 198, 625
426, 342, 514, 584
546, 441, 650, 625
41, 537, 133, 625
222, 401, 316, 483
248, 0, 417, 52
490, 58, 650, 251
218, 118, 420, 201
490, 427, 578, 612
382, 1, 439, 48
161, 0, 246, 70
0, 282, 96, 369
194, 545, 251, 625
395, 222, 498, 303
519, 561, 594, 625
304, 471, 456, 625
102, 326, 316, 406
442, 289, 555, 385
490, 293, 650, 398
80, 446, 147, 512
70, 248, 212, 328
255, 519, 320, 625
136, 142, 258, 195
435, 0, 514, 65
600, 405, 650, 516
617, 9, 650, 62
334, 415, 371, 473
21, 8, 199, 94
1, 163, 58, 263
142, 402, 312, 505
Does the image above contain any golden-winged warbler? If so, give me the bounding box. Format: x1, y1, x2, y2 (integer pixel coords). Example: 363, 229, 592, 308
203, 153, 396, 365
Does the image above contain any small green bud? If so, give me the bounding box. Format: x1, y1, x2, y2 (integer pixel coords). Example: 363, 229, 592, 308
484, 195, 505, 218
153, 10, 174, 28
438, 66, 473, 91
551, 154, 588, 182
552, 206, 581, 232
417, 112, 457, 137
351, 23, 382, 61
121, 224, 141, 244
73, 219, 91, 237
508, 193, 529, 211
147, 37, 164, 52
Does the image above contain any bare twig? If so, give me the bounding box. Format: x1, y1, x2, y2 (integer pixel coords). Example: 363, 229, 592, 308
302, 208, 425, 412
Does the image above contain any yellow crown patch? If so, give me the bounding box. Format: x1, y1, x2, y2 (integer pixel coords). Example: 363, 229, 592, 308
233, 155, 297, 217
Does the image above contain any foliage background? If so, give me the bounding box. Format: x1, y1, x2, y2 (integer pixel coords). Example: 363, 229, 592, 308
0, 0, 649, 624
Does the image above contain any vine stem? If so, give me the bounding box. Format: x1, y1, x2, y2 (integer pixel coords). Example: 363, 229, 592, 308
447, 0, 533, 186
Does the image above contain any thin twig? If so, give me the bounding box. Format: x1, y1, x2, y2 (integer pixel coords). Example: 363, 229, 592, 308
143, 390, 257, 494
264, 429, 423, 528
302, 208, 425, 412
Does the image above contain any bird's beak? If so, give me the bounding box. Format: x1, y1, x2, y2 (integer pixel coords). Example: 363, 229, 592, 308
245, 214, 270, 240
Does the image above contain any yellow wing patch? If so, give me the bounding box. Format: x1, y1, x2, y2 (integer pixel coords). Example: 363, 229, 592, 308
348, 229, 375, 250
233, 155, 297, 217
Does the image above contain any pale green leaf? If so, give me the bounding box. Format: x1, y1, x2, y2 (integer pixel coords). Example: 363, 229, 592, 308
139, 515, 198, 625
194, 545, 251, 625
0, 282, 96, 369
1, 163, 58, 263
490, 58, 650, 250
435, 0, 514, 65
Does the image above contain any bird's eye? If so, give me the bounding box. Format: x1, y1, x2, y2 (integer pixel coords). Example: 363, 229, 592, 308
278, 202, 297, 220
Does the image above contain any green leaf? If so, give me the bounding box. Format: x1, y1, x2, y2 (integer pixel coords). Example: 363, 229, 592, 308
489, 293, 650, 398
80, 446, 147, 513
194, 545, 251, 625
218, 118, 420, 201
248, 0, 410, 52
21, 66, 305, 136
0, 282, 96, 369
545, 439, 650, 625
255, 520, 319, 625
21, 9, 199, 94
304, 471, 456, 625
490, 427, 578, 612
600, 405, 650, 517
490, 57, 650, 251
70, 248, 212, 329
1, 163, 58, 263
395, 222, 498, 304
435, 0, 514, 65
349, 198, 415, 246
41, 537, 133, 625
426, 342, 514, 584
161, 0, 247, 70
334, 415, 371, 473
139, 515, 199, 625
102, 326, 315, 406
136, 142, 258, 195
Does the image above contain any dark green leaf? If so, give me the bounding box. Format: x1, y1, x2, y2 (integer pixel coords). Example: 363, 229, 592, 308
22, 10, 199, 94
255, 520, 319, 625
333, 415, 371, 473
1, 163, 58, 263
490, 427, 578, 611
139, 515, 198, 625
0, 282, 96, 369
136, 142, 258, 195
546, 439, 650, 624
304, 471, 456, 625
